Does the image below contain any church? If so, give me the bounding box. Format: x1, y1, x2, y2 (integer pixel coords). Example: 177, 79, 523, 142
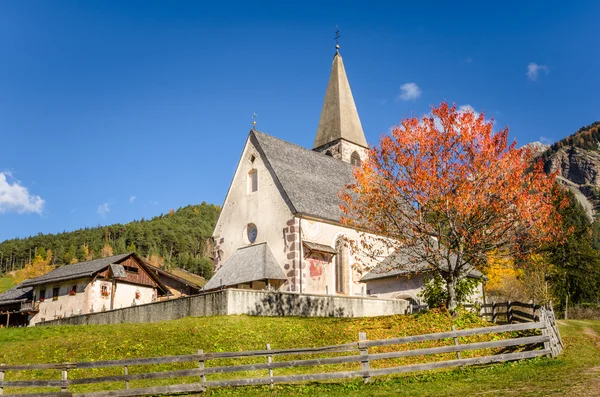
206, 45, 484, 306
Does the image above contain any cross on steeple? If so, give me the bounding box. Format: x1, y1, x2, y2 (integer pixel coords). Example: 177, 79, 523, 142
252, 113, 257, 130
334, 27, 340, 51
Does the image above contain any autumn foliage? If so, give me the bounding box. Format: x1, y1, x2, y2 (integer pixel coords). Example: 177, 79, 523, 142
341, 102, 566, 311
14, 250, 55, 284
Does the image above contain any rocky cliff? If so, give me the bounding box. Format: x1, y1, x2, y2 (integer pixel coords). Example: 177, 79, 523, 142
534, 121, 600, 220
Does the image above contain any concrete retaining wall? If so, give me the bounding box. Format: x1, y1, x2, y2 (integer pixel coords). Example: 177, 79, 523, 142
37, 289, 409, 326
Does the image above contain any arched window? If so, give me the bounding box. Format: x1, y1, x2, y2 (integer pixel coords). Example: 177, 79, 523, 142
248, 169, 258, 193
350, 151, 361, 166
335, 237, 347, 294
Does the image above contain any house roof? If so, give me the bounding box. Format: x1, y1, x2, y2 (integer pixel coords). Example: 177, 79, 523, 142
19, 253, 170, 295
314, 51, 367, 149
21, 253, 132, 287
144, 263, 206, 289
203, 242, 286, 290
0, 284, 33, 305
252, 130, 355, 224
360, 249, 485, 282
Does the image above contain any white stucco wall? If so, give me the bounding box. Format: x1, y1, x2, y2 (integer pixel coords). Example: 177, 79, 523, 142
212, 136, 294, 287
364, 275, 426, 302
365, 274, 485, 306
30, 277, 91, 325
113, 282, 155, 309
29, 278, 156, 325
300, 218, 387, 297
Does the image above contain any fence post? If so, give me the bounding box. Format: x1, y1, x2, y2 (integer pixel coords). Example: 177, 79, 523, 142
540, 308, 552, 358
61, 368, 68, 393
123, 365, 129, 389
358, 332, 370, 384
198, 349, 206, 383
266, 343, 273, 389
507, 301, 512, 324
492, 301, 497, 324
451, 326, 461, 361
0, 363, 4, 395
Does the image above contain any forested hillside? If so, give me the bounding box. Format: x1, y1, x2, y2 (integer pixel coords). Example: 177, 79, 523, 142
0, 203, 220, 279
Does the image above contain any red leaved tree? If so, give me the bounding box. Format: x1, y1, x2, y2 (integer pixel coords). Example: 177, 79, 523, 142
341, 102, 565, 312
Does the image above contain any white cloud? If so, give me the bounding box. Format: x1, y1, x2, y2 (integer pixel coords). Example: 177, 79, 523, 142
458, 104, 480, 119
0, 172, 44, 214
129, 196, 136, 203
527, 63, 548, 81
398, 83, 422, 101
97, 203, 110, 217
539, 136, 554, 145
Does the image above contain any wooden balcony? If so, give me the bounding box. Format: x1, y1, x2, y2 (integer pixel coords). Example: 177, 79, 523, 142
20, 301, 39, 313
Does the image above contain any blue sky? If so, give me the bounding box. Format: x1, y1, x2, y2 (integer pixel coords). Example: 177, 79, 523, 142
1, 1, 600, 241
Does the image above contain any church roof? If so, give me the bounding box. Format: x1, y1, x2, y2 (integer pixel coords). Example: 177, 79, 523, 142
203, 243, 286, 290
360, 249, 485, 282
251, 130, 355, 223
313, 51, 367, 149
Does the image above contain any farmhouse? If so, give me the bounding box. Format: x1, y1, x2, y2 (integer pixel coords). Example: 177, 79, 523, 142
0, 284, 35, 327
20, 253, 169, 325
145, 263, 205, 298
209, 44, 485, 305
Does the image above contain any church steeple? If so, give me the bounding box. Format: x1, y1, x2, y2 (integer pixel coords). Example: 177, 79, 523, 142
313, 47, 367, 153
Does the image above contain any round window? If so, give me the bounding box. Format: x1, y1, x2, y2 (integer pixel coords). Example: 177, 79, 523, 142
247, 224, 258, 243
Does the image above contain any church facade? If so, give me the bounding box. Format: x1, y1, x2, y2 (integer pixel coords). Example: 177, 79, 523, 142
207, 47, 484, 306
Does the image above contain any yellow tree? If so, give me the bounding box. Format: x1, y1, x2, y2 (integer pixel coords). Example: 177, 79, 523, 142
14, 250, 55, 284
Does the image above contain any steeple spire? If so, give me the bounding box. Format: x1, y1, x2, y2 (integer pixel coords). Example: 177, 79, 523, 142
313, 44, 367, 151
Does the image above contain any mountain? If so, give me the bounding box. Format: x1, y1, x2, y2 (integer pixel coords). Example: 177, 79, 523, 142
0, 203, 220, 279
537, 121, 600, 221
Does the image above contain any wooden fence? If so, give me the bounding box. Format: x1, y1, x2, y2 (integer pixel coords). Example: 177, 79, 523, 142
0, 307, 563, 397
465, 300, 553, 325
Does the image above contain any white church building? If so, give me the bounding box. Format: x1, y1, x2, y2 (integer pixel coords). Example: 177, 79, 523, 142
206, 45, 484, 307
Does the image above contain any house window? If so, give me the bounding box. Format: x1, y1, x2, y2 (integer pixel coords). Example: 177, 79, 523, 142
123, 265, 139, 274
335, 237, 347, 294
52, 287, 59, 301
101, 285, 110, 297
248, 169, 258, 193
69, 285, 77, 296
39, 289, 46, 302
350, 151, 362, 166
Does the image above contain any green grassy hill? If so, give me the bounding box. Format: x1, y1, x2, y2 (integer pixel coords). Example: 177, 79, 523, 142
0, 275, 15, 293
2, 311, 598, 396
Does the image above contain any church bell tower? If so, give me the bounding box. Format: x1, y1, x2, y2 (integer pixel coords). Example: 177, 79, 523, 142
313, 39, 368, 166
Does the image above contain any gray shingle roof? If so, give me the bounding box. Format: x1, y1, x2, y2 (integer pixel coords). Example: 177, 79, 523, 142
361, 250, 485, 282
21, 253, 132, 287
0, 284, 33, 305
252, 130, 355, 223
303, 241, 337, 255
204, 242, 286, 290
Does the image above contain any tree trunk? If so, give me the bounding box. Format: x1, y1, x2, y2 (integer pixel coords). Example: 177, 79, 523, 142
445, 275, 458, 313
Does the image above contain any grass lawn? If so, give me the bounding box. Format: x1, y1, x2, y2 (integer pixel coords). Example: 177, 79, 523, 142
0, 312, 598, 396
0, 275, 15, 293
205, 319, 600, 397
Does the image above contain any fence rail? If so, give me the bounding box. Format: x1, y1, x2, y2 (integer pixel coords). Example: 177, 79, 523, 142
465, 300, 543, 324
0, 305, 563, 397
